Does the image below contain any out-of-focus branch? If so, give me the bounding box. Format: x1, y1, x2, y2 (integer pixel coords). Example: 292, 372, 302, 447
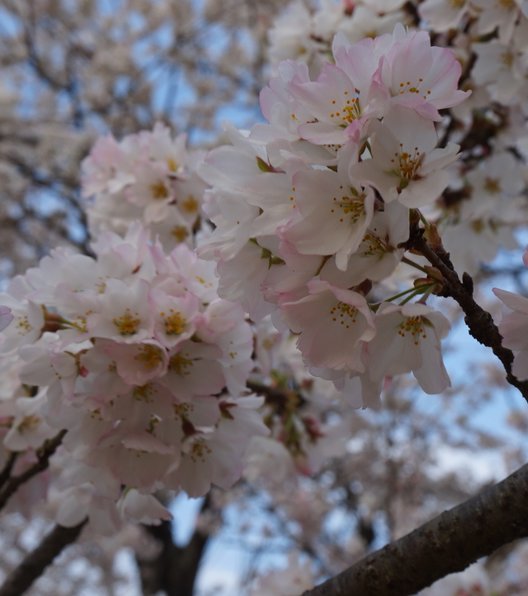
0, 430, 66, 511
0, 520, 87, 596
0, 453, 18, 491
136, 496, 211, 595
303, 461, 528, 596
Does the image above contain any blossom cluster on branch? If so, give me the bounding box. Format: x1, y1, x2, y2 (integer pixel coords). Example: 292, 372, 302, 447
199, 24, 472, 409
0, 224, 266, 530
1, 0, 528, 593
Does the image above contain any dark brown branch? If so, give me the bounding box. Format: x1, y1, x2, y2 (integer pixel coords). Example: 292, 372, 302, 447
303, 461, 528, 596
0, 520, 86, 596
136, 496, 211, 595
413, 234, 528, 401
0, 453, 18, 491
0, 430, 66, 511
247, 380, 306, 414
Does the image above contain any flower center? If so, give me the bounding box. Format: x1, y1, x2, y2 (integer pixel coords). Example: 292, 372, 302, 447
171, 226, 189, 242
362, 232, 387, 257
397, 78, 432, 100
484, 177, 501, 194
390, 145, 424, 189
17, 415, 41, 433
162, 310, 187, 335
329, 302, 358, 329
181, 195, 199, 214
167, 157, 179, 172
397, 316, 427, 345
150, 180, 170, 200
135, 344, 164, 369
188, 438, 212, 462
113, 309, 141, 336
16, 315, 33, 335
330, 187, 365, 224
169, 352, 193, 376
501, 51, 514, 68
329, 91, 361, 126
133, 384, 154, 402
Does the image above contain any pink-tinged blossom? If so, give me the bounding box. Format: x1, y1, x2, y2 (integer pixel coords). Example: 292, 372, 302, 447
0, 227, 264, 524
117, 490, 172, 525
280, 280, 375, 372
259, 60, 313, 141
366, 303, 451, 394
3, 391, 56, 452
140, 122, 188, 175
349, 107, 459, 208
198, 135, 294, 261
466, 151, 524, 209
493, 287, 528, 380
261, 241, 322, 304
162, 342, 225, 400
284, 167, 375, 270
267, 2, 318, 67
472, 40, 527, 105
331, 31, 393, 121
87, 278, 154, 344
169, 395, 267, 497
419, 0, 470, 32
0, 293, 44, 354
380, 27, 470, 120
81, 134, 135, 196
216, 241, 275, 321
82, 124, 206, 252
99, 340, 169, 386
0, 306, 13, 332
290, 63, 369, 145
472, 0, 522, 43
151, 289, 199, 349
335, 5, 404, 44
319, 201, 409, 287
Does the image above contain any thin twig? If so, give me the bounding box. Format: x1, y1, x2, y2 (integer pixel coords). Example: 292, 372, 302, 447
413, 234, 528, 401
0, 430, 66, 512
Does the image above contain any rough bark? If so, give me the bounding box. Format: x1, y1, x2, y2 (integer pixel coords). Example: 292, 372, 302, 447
303, 462, 528, 596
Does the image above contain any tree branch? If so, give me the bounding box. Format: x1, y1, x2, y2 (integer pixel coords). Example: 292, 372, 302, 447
303, 461, 528, 596
136, 495, 211, 595
413, 233, 528, 401
0, 430, 66, 511
0, 521, 86, 596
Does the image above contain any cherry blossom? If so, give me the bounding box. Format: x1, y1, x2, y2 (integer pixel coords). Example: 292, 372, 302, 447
0, 225, 267, 525
366, 303, 451, 394
349, 106, 459, 208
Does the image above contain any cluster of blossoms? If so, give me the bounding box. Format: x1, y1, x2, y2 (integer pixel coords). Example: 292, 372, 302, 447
200, 25, 467, 406
268, 0, 410, 70
269, 0, 528, 72
0, 224, 267, 529
82, 123, 207, 250
268, 0, 528, 277
246, 318, 353, 480
2, 0, 528, 555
